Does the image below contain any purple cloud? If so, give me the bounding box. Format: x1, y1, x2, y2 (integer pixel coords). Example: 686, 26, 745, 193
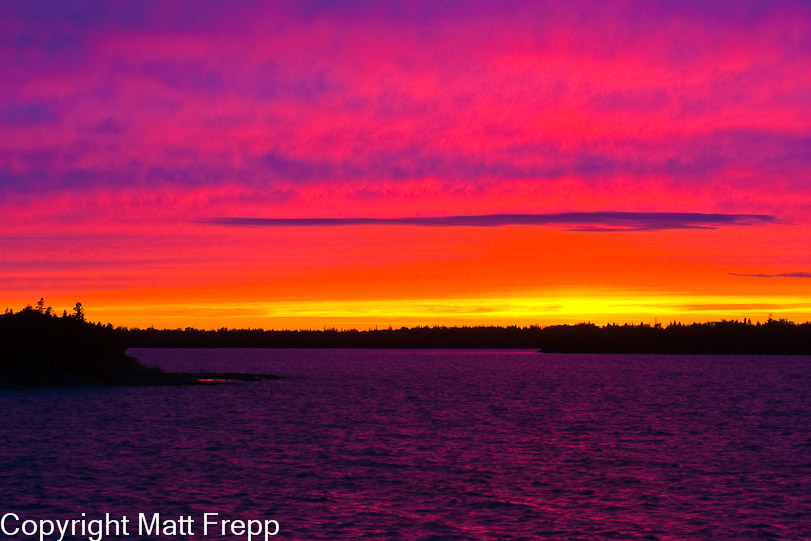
202, 212, 777, 231
0, 102, 61, 127
1, 127, 808, 201
729, 272, 811, 279
141, 61, 225, 93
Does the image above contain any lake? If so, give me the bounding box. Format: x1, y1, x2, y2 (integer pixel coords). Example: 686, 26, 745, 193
1, 349, 810, 539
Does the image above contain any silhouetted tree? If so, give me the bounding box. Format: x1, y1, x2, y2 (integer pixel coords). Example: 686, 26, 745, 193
73, 302, 85, 322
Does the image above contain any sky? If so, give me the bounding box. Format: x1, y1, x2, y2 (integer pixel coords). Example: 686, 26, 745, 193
2, 0, 811, 329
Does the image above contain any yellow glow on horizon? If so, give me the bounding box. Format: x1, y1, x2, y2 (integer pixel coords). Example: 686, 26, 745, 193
82, 291, 811, 330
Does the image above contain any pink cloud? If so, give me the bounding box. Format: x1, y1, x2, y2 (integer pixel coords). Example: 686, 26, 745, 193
2, 1, 810, 236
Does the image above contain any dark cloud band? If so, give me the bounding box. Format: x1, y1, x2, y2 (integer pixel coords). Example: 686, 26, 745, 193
201, 212, 777, 231
729, 272, 811, 279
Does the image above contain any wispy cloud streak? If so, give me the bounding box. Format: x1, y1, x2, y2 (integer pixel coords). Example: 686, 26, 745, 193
729, 272, 811, 279
203, 212, 777, 231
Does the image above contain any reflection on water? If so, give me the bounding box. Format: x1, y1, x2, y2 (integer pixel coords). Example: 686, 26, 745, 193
1, 349, 810, 539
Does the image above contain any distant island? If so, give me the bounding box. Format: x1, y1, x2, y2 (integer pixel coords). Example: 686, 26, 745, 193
0, 301, 279, 388
124, 317, 811, 354
536, 319, 811, 354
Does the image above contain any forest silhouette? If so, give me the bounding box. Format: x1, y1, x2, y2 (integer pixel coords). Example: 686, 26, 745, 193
0, 301, 278, 386
1, 300, 148, 385
124, 317, 811, 354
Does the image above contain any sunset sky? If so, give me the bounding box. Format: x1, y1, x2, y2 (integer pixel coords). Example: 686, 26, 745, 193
2, 0, 811, 329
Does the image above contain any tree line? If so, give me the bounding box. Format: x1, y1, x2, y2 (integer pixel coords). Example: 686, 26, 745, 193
6, 300, 811, 354
123, 318, 811, 354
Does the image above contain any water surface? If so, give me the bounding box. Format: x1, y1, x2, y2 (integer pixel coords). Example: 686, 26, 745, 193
1, 350, 810, 539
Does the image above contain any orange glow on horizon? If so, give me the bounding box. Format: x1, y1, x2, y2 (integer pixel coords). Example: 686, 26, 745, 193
5, 221, 811, 330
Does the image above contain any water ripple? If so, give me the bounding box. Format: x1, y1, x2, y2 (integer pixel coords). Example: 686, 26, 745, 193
1, 350, 810, 539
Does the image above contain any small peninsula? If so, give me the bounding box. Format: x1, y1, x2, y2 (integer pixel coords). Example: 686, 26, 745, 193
0, 302, 279, 388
